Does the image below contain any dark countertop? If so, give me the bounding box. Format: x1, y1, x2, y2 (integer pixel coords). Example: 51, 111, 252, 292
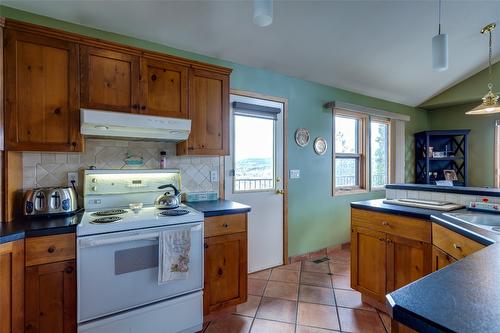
353, 199, 500, 332
0, 211, 83, 244
185, 199, 251, 217
351, 199, 440, 220
386, 183, 500, 197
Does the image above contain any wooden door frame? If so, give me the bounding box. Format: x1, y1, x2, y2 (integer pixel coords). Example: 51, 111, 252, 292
220, 89, 289, 265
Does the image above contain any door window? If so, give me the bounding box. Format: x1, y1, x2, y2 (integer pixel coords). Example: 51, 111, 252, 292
233, 114, 275, 192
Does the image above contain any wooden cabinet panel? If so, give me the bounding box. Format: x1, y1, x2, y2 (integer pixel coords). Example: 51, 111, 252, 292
351, 226, 387, 302
205, 213, 247, 237
432, 245, 457, 272
0, 240, 24, 333
140, 57, 188, 118
80, 45, 140, 113
25, 260, 76, 333
386, 235, 431, 292
178, 68, 229, 156
432, 223, 485, 260
4, 30, 81, 152
25, 233, 75, 267
204, 231, 247, 314
352, 209, 431, 243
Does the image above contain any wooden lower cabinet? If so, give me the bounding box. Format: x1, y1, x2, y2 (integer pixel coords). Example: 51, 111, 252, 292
25, 260, 76, 333
351, 226, 387, 302
432, 245, 457, 271
203, 214, 247, 315
387, 235, 431, 292
351, 208, 432, 304
0, 240, 24, 333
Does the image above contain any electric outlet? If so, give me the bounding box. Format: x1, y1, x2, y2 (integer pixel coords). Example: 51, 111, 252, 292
289, 169, 300, 179
210, 170, 219, 182
67, 172, 78, 187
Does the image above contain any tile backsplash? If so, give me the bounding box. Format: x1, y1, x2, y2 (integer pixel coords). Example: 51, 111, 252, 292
22, 139, 220, 195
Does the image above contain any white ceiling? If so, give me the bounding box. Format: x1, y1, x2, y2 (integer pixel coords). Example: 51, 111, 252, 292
3, 0, 500, 106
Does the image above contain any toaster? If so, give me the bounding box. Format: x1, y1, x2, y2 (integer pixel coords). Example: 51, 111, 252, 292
23, 187, 78, 216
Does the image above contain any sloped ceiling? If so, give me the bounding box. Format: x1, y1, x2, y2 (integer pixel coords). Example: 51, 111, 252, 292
2, 0, 500, 106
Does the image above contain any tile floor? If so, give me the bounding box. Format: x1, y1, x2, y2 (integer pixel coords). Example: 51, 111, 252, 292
202, 248, 391, 333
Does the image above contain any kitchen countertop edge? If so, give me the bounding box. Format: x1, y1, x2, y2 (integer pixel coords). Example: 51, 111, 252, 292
186, 199, 251, 217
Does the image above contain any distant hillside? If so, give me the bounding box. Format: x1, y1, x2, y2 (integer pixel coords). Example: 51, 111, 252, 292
235, 158, 273, 179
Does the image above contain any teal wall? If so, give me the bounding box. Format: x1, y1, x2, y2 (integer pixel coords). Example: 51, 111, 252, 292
428, 103, 497, 186
0, 6, 429, 257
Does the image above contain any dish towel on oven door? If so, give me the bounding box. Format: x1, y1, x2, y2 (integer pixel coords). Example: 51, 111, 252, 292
158, 227, 191, 284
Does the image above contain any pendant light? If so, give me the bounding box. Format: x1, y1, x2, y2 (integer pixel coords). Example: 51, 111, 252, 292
253, 0, 273, 27
432, 0, 448, 71
466, 23, 500, 115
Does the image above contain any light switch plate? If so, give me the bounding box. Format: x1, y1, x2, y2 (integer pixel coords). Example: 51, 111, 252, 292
289, 169, 300, 179
210, 170, 219, 182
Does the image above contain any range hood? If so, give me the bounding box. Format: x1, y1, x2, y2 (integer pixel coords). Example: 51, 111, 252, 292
80, 109, 191, 142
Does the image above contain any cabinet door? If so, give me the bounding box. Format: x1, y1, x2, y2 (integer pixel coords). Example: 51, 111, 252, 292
140, 57, 188, 118
4, 30, 81, 152
351, 226, 387, 302
179, 68, 229, 155
204, 232, 247, 314
386, 235, 432, 292
432, 245, 457, 272
25, 260, 76, 333
0, 240, 24, 333
80, 45, 140, 113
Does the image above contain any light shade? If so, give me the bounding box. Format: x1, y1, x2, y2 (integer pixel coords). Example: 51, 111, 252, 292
432, 33, 448, 71
253, 0, 273, 27
466, 84, 500, 115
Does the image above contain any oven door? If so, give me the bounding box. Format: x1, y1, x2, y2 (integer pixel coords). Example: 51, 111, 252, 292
77, 222, 203, 323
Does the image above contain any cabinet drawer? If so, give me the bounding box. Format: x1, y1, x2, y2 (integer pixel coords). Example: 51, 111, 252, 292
26, 233, 76, 266
432, 223, 485, 260
351, 209, 431, 243
205, 214, 246, 238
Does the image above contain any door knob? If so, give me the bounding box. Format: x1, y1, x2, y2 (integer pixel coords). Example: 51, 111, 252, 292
276, 189, 285, 195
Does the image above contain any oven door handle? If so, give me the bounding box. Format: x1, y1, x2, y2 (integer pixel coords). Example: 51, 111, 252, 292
79, 232, 159, 248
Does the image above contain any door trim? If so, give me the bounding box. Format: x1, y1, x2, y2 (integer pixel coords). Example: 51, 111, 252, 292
222, 89, 289, 264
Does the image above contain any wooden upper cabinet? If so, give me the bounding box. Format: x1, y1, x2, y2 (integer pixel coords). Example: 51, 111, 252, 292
178, 68, 230, 156
4, 30, 81, 152
140, 57, 188, 118
80, 45, 141, 113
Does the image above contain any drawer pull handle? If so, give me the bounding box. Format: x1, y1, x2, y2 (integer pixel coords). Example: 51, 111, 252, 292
453, 243, 462, 250
65, 266, 74, 274
382, 221, 390, 226
47, 246, 56, 253
222, 223, 229, 228
379, 238, 385, 242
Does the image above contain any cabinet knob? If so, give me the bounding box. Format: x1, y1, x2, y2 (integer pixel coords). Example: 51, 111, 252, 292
217, 268, 223, 276
65, 266, 74, 274
222, 223, 229, 228
47, 246, 56, 253
378, 238, 385, 242
141, 105, 146, 110
132, 104, 139, 110
204, 243, 208, 249
382, 221, 390, 226
453, 243, 462, 250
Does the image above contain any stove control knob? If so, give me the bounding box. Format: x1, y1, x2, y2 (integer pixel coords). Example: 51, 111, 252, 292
91, 186, 97, 192
91, 178, 97, 183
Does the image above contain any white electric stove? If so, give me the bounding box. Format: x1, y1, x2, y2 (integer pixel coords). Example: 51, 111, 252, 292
77, 169, 204, 333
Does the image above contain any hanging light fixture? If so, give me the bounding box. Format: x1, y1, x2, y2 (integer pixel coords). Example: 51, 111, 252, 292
432, 0, 448, 71
253, 0, 273, 27
466, 23, 500, 115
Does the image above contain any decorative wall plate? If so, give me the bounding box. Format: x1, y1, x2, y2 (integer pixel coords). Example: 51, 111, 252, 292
313, 137, 327, 155
295, 128, 310, 147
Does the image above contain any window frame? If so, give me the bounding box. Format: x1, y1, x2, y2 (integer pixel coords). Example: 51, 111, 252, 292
495, 120, 500, 188
231, 113, 277, 193
332, 108, 392, 195
333, 109, 368, 195
370, 117, 391, 191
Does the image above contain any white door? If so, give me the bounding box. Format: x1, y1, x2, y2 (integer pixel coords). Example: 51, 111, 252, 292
225, 94, 284, 273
